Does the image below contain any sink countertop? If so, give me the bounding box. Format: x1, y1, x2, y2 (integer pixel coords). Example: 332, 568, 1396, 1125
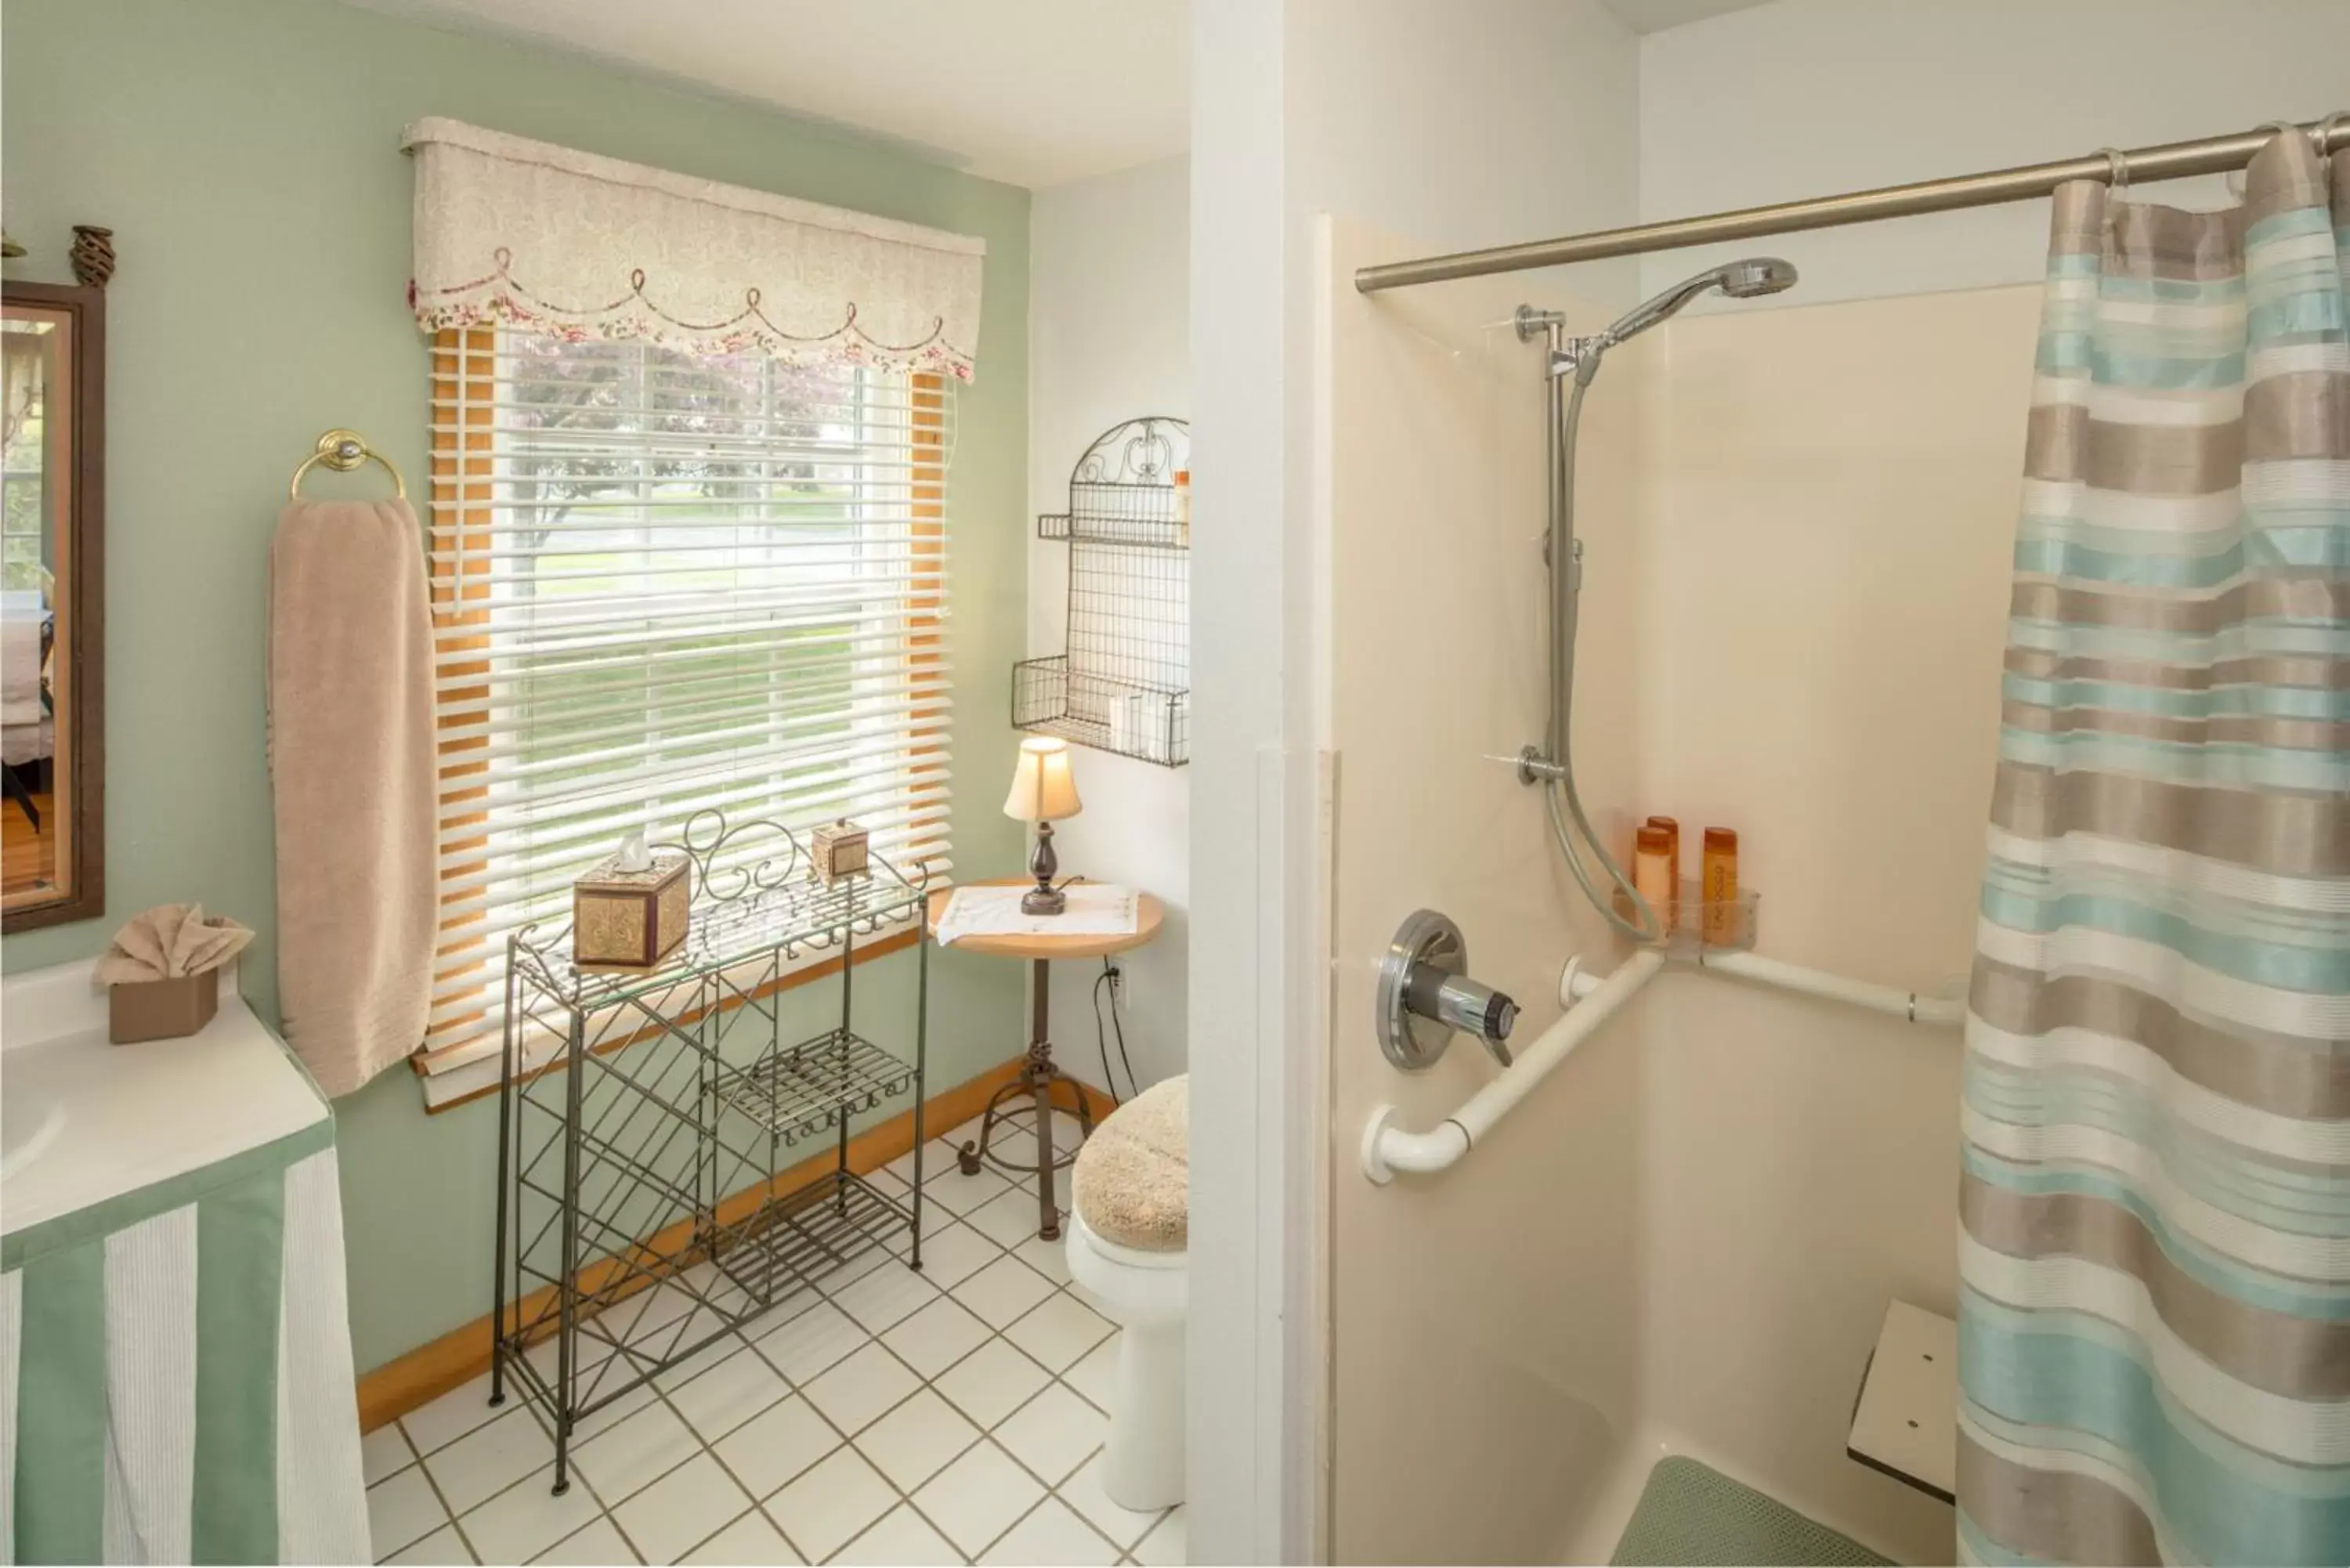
2, 958, 329, 1238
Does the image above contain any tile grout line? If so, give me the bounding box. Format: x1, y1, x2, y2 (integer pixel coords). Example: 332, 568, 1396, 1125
703, 1227, 1130, 1563
401, 1119, 1116, 1566
725, 1141, 1119, 1563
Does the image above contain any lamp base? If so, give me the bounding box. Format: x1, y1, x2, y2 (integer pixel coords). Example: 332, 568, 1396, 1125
1023, 820, 1065, 916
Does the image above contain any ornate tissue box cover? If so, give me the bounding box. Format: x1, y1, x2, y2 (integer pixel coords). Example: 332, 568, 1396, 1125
573, 851, 692, 970
812, 819, 870, 885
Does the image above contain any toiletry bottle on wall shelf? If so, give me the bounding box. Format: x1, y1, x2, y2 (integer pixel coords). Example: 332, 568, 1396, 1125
1613, 826, 1756, 954
1646, 815, 1679, 922
1635, 822, 1676, 936
1702, 827, 1738, 946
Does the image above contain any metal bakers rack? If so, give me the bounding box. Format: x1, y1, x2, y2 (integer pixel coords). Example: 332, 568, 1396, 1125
488, 810, 933, 1495
1014, 416, 1191, 766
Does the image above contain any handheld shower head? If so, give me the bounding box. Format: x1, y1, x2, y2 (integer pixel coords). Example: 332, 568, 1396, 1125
1719, 256, 1799, 298
1599, 255, 1798, 345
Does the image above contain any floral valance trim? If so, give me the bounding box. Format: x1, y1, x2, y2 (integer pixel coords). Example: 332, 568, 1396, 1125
401, 118, 985, 381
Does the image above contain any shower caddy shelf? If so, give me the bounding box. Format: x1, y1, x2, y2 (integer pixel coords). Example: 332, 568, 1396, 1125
1610, 880, 1762, 958
1014, 415, 1191, 767
488, 809, 932, 1495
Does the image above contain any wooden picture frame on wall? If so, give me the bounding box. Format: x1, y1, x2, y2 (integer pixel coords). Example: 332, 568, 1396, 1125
2, 279, 105, 933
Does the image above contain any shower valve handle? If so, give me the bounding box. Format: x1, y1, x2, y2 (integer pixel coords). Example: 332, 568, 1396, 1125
1377, 909, 1519, 1071
1405, 963, 1518, 1066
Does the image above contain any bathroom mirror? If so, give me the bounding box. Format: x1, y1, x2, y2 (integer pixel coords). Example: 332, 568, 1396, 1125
2, 280, 104, 931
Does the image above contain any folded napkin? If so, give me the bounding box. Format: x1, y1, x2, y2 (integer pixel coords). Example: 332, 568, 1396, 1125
93, 904, 255, 984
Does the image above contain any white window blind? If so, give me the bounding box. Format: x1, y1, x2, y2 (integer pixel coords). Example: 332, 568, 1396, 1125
421, 328, 953, 1075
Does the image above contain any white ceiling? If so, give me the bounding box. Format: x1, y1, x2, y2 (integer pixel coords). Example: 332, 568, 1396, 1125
345, 0, 1776, 187
344, 0, 1189, 189
1601, 0, 1777, 34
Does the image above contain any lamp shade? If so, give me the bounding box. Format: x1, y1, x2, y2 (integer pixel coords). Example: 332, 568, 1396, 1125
1003, 735, 1082, 823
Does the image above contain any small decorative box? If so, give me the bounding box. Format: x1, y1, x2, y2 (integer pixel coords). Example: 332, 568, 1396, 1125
109, 973, 219, 1045
573, 851, 692, 970
812, 819, 870, 885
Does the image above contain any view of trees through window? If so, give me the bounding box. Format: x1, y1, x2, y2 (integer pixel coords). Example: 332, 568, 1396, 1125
428, 329, 945, 1051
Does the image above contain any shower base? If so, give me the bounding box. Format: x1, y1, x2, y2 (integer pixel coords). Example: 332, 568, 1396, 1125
1611, 1457, 1892, 1566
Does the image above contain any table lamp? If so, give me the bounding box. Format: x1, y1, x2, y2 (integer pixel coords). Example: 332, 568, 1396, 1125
1003, 735, 1083, 914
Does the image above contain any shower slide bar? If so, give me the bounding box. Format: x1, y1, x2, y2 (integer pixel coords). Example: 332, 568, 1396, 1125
1361, 946, 1961, 1183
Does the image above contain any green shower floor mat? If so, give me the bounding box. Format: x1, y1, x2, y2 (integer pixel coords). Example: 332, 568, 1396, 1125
1611, 1458, 1893, 1566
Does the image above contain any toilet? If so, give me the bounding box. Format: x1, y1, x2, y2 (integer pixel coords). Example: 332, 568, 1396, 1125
1065, 1074, 1188, 1512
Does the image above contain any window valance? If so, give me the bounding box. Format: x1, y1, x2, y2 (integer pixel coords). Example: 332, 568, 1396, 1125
401, 118, 986, 381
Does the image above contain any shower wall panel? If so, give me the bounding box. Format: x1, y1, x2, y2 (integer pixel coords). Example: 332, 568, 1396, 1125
1629, 283, 2044, 1563
1321, 215, 1657, 1564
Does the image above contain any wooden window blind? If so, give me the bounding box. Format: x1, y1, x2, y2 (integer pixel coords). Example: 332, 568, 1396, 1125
420, 328, 952, 1077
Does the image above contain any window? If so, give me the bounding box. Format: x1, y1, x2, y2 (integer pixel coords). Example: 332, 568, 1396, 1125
420, 327, 951, 1081
2, 320, 52, 594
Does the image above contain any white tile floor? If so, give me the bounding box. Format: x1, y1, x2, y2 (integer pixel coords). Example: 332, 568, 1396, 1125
367, 1116, 1184, 1566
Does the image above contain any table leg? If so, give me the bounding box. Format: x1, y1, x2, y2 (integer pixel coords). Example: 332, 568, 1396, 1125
1032, 957, 1059, 1241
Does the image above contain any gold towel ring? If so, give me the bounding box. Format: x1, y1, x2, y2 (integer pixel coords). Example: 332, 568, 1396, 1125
289, 428, 405, 501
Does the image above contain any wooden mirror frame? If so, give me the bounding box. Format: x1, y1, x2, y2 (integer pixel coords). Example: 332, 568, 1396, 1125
2, 280, 105, 933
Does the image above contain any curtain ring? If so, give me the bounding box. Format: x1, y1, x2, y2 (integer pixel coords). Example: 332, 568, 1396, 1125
2318, 110, 2349, 162
2095, 146, 2129, 197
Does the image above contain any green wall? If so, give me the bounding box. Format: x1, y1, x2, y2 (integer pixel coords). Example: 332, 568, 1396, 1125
1, 0, 1029, 1371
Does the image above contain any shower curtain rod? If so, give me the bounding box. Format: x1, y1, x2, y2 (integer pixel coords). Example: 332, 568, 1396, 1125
1353, 114, 2350, 293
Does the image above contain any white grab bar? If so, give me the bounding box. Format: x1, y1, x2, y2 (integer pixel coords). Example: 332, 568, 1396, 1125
1563, 946, 1966, 1028
1363, 942, 1967, 1185
1361, 948, 1665, 1184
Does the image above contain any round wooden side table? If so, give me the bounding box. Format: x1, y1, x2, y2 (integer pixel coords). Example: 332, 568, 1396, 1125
927, 877, 1164, 1241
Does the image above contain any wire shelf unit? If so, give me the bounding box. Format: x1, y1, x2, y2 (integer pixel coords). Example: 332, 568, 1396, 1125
1016, 416, 1191, 768
490, 809, 932, 1496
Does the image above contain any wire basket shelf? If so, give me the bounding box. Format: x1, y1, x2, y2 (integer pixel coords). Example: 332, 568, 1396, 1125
708, 1169, 911, 1305
1038, 479, 1188, 551
1012, 655, 1188, 768
1021, 416, 1191, 767
714, 1027, 916, 1145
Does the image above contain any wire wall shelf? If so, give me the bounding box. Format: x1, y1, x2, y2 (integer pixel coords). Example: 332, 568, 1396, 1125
1018, 416, 1191, 768
1013, 655, 1188, 768
490, 809, 932, 1497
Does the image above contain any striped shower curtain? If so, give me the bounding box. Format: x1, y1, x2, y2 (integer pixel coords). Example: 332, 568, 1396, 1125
1958, 131, 2350, 1565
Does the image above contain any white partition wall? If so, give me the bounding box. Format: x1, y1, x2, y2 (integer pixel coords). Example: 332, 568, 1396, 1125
1029, 156, 1192, 1094
1321, 221, 1653, 1564
1187, 3, 1640, 1559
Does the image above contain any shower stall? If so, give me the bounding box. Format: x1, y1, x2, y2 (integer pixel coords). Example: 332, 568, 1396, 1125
1315, 109, 2350, 1565
1319, 215, 2002, 1563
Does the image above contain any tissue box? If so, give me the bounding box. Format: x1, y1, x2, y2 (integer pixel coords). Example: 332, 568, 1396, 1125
573, 851, 692, 970
109, 973, 219, 1044
811, 819, 870, 885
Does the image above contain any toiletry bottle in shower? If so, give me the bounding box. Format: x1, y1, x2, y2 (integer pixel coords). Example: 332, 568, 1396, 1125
1646, 815, 1680, 925
1635, 823, 1676, 938
1702, 827, 1738, 945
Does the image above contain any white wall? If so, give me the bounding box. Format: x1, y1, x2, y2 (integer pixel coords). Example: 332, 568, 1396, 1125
1026, 155, 1191, 1096
1188, 2, 1641, 1557
1638, 0, 2350, 305
1621, 283, 2046, 1563
1322, 223, 1651, 1565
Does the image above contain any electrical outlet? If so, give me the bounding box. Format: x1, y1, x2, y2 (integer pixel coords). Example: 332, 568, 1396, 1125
1105, 960, 1123, 996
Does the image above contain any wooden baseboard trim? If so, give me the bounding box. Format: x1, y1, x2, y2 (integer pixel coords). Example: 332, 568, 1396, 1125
356, 1057, 1119, 1433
